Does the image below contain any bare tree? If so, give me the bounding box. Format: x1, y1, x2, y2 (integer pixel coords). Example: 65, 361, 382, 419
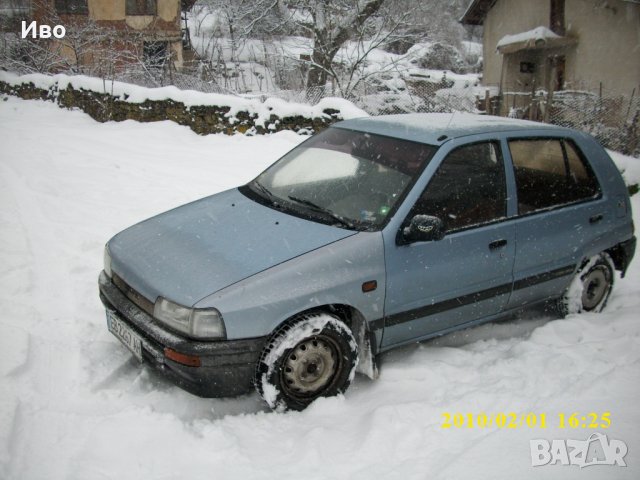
192, 0, 427, 95
289, 0, 386, 91
186, 0, 478, 99
0, 2, 155, 89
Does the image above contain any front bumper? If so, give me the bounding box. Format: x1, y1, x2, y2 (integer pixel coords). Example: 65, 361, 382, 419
98, 270, 267, 398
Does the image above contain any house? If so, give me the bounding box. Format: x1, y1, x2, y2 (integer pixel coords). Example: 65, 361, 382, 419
461, 0, 640, 115
30, 0, 195, 72
0, 0, 30, 29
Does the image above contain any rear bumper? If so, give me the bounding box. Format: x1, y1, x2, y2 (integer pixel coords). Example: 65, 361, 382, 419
98, 270, 267, 398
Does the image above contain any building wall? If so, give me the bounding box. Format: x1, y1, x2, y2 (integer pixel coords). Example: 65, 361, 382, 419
92, 0, 179, 30
34, 1, 180, 33
482, 0, 550, 87
482, 0, 640, 97
565, 0, 640, 96
90, 0, 122, 21
33, 0, 183, 70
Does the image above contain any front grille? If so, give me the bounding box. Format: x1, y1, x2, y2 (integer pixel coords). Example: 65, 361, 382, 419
112, 272, 155, 316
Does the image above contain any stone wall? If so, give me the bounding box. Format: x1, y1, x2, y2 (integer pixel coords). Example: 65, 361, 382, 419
0, 80, 343, 135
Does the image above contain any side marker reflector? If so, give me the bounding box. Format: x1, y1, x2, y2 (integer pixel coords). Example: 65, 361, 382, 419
362, 280, 377, 293
164, 348, 201, 367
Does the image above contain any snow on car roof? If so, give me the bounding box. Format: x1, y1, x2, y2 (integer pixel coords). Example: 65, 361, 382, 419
337, 112, 566, 145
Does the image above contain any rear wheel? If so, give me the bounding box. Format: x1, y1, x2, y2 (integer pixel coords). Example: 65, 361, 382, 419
558, 253, 615, 316
255, 312, 358, 411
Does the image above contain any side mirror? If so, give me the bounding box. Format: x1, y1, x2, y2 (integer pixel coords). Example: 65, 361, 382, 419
400, 215, 445, 244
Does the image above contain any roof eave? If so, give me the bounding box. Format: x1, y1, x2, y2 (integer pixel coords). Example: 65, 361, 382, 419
460, 0, 497, 25
497, 36, 578, 54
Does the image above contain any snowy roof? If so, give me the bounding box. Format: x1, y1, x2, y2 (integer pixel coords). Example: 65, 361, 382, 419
337, 112, 565, 145
496, 26, 576, 54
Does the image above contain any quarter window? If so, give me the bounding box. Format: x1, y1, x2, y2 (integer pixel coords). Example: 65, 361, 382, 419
410, 141, 507, 232
508, 138, 600, 214
55, 0, 88, 14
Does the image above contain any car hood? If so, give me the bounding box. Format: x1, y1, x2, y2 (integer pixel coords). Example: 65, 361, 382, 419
108, 188, 357, 307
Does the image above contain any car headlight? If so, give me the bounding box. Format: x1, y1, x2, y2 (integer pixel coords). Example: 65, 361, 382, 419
104, 245, 112, 278
153, 297, 226, 340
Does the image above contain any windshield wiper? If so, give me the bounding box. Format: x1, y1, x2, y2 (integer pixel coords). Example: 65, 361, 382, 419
251, 180, 280, 206
287, 195, 357, 230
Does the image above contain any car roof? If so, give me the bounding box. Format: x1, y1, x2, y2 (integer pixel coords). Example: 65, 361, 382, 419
336, 113, 569, 146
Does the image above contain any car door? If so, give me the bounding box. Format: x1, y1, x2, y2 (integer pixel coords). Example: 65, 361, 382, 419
381, 139, 516, 348
503, 136, 607, 308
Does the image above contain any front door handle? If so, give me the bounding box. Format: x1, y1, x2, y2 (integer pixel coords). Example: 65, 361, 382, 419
589, 214, 604, 224
489, 239, 508, 250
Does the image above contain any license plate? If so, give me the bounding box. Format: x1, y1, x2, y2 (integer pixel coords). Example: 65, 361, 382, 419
106, 310, 143, 362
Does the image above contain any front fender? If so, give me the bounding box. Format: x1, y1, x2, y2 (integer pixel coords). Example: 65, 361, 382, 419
195, 232, 386, 340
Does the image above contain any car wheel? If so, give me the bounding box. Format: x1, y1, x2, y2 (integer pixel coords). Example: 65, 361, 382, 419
255, 312, 358, 411
558, 253, 615, 316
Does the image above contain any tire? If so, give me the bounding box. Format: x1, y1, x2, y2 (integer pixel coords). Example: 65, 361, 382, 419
558, 253, 615, 316
255, 312, 358, 411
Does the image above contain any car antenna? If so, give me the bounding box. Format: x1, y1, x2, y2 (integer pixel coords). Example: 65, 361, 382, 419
446, 111, 456, 128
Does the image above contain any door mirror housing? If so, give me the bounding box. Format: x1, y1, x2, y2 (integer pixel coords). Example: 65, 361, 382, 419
400, 215, 445, 244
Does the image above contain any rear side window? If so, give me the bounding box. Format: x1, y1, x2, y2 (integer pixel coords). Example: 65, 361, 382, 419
411, 141, 507, 232
508, 138, 600, 214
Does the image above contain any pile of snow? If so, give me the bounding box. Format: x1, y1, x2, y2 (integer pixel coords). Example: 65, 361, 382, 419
0, 71, 368, 125
609, 149, 640, 187
1, 97, 639, 479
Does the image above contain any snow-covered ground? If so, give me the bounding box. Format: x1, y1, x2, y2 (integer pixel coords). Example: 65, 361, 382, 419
1, 97, 639, 479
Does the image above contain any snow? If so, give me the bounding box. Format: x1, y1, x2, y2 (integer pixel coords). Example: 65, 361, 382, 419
1, 96, 640, 479
0, 71, 369, 125
609, 149, 640, 187
185, 11, 482, 114
0, 325, 29, 376
497, 26, 562, 50
461, 40, 483, 57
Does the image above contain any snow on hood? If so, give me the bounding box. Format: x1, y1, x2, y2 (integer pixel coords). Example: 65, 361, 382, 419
108, 188, 356, 307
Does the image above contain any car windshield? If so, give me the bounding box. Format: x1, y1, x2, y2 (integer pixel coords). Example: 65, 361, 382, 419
248, 127, 436, 230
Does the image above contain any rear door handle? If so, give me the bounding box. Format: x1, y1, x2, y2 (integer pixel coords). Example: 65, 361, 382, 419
589, 214, 604, 224
489, 239, 508, 250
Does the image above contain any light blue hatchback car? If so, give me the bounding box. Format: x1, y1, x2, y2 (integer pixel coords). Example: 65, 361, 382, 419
99, 113, 635, 410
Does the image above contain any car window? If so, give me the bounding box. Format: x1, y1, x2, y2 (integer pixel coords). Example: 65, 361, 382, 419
271, 148, 358, 185
508, 138, 600, 214
251, 127, 436, 230
409, 141, 507, 232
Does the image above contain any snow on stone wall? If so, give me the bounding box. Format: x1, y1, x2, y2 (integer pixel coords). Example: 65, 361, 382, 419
0, 71, 368, 135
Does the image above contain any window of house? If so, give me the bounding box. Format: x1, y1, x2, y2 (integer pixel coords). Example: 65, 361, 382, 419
55, 0, 88, 14
550, 0, 565, 35
508, 138, 600, 214
126, 0, 157, 16
410, 141, 507, 232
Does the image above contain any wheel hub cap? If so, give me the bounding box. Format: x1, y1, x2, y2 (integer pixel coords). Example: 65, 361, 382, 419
283, 337, 337, 394
582, 267, 608, 310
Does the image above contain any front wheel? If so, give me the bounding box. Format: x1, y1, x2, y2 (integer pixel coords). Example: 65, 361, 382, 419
558, 253, 615, 316
255, 312, 358, 411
